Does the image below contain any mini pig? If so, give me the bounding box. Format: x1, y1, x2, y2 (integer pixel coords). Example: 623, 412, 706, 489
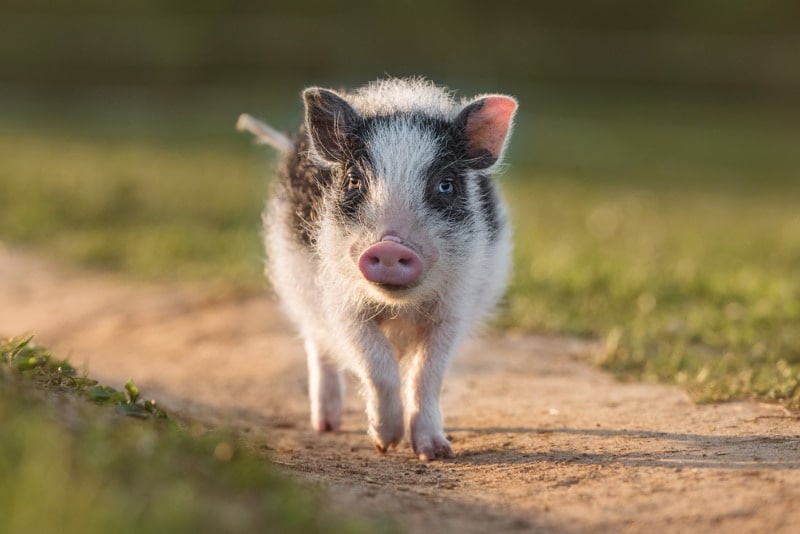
237, 78, 517, 460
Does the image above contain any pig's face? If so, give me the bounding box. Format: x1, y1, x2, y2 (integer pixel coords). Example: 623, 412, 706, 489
304, 85, 516, 306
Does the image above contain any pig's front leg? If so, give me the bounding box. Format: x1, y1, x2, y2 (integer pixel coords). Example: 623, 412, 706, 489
338, 321, 405, 452
403, 326, 460, 461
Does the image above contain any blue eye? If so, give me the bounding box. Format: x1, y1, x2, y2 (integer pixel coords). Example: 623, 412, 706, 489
437, 179, 454, 194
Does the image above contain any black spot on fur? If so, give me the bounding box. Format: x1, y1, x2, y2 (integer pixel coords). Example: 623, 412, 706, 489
476, 173, 501, 239
304, 88, 360, 163
424, 116, 476, 229
356, 112, 482, 232
277, 109, 502, 247
276, 129, 332, 247
277, 125, 374, 245
424, 165, 472, 228
338, 160, 370, 223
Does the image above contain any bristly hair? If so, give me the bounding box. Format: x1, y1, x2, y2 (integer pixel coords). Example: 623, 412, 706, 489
346, 77, 460, 120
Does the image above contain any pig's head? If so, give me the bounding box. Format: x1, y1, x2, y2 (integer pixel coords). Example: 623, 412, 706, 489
303, 79, 517, 307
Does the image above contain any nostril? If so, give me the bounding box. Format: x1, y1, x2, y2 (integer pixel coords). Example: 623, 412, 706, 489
358, 241, 424, 287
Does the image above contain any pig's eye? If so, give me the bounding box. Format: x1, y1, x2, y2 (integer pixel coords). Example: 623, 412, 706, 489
437, 179, 455, 195
346, 169, 363, 190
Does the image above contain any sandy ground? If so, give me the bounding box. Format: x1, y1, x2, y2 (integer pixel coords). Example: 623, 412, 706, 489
1, 246, 799, 533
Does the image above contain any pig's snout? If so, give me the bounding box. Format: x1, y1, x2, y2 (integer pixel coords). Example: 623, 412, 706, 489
358, 238, 424, 287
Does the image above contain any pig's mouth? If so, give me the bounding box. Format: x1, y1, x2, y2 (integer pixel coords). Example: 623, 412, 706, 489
372, 281, 420, 293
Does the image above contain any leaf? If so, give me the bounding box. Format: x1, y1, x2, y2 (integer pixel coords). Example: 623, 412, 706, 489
9, 335, 35, 355
51, 361, 79, 376
124, 379, 140, 403
86, 384, 119, 402
117, 403, 150, 419
71, 377, 99, 389
143, 399, 168, 419
15, 354, 48, 371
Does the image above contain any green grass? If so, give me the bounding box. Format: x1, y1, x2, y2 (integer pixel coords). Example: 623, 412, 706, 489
0, 127, 270, 285
0, 86, 798, 408
0, 337, 382, 534
1, 336, 168, 419
503, 180, 800, 406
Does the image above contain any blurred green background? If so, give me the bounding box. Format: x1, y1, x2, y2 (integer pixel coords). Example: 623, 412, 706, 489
1, 1, 799, 405
3, 0, 800, 89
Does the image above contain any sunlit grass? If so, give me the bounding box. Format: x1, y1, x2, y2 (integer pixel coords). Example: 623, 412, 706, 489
0, 128, 269, 284
502, 178, 800, 407
0, 87, 798, 407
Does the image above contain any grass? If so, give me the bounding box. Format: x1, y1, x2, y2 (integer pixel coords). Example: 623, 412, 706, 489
0, 128, 269, 284
503, 181, 800, 406
0, 84, 798, 409
1, 335, 168, 419
0, 83, 797, 532
0, 337, 382, 534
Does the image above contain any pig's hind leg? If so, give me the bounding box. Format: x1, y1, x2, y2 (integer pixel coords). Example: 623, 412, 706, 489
305, 338, 344, 432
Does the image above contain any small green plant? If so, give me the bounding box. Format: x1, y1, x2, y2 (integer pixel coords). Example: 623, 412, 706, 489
1, 336, 167, 419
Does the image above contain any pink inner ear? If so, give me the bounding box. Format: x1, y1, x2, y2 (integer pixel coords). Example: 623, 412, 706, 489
465, 96, 518, 160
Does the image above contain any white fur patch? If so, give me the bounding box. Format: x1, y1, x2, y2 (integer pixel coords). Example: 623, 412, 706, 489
349, 78, 460, 119
366, 118, 440, 205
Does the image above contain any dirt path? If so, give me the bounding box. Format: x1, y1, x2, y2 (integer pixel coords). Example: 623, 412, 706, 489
1, 246, 798, 533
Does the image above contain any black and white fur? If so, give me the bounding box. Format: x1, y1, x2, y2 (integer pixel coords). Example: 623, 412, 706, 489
239, 78, 517, 460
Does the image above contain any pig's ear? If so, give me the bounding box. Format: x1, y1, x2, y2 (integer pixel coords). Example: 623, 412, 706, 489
456, 95, 518, 169
303, 87, 359, 163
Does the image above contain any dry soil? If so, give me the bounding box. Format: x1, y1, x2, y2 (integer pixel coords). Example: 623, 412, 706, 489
1, 247, 798, 533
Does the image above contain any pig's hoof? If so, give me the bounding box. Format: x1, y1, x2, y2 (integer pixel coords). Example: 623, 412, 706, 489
312, 417, 341, 433
373, 441, 399, 455
311, 406, 342, 433
414, 435, 455, 462
369, 420, 404, 454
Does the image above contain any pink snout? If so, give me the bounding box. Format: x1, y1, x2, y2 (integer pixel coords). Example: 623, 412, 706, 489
358, 239, 424, 287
